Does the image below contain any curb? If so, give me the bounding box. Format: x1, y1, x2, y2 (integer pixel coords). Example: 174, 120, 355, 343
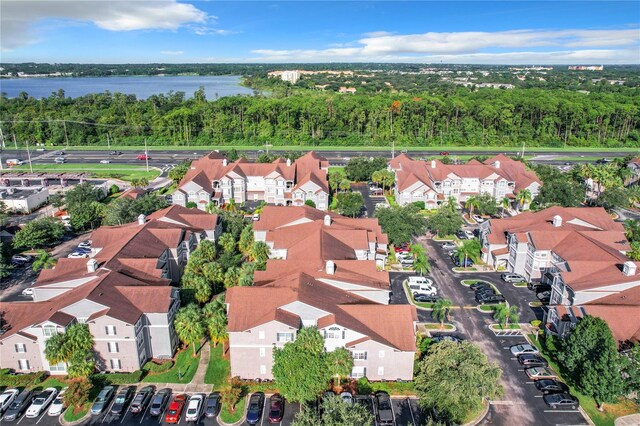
462, 399, 490, 426
216, 394, 248, 426
58, 408, 91, 426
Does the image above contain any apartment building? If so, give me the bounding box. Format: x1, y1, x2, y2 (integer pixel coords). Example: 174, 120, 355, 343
226, 206, 417, 381
173, 151, 330, 210
389, 153, 541, 208
480, 206, 640, 346
0, 205, 221, 374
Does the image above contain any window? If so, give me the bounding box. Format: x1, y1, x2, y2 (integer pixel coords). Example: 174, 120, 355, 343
260, 365, 267, 375
379, 350, 385, 358
110, 359, 121, 370
351, 351, 367, 360
259, 347, 266, 358
108, 342, 119, 353
276, 332, 294, 343
50, 362, 65, 372
351, 366, 366, 378
378, 366, 385, 376
18, 359, 30, 371
324, 327, 343, 339
258, 331, 265, 340
14, 343, 26, 353
105, 325, 116, 336
43, 325, 57, 337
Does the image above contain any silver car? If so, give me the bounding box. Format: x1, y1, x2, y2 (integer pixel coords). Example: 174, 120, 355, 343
90, 386, 115, 415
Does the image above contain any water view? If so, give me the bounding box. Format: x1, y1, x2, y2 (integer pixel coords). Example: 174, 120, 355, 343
0, 75, 255, 99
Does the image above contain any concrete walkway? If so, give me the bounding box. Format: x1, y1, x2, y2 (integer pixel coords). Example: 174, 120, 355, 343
151, 342, 212, 394
615, 414, 640, 426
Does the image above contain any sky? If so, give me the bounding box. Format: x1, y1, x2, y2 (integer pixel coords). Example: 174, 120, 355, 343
1, 1, 639, 64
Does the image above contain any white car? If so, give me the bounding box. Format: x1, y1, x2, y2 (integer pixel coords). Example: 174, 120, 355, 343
396, 252, 413, 261
340, 392, 353, 405
441, 242, 457, 250
464, 230, 475, 239
510, 344, 539, 356
78, 241, 91, 250
68, 252, 89, 259
413, 285, 438, 297
12, 254, 33, 263
25, 388, 57, 418
47, 389, 66, 416
185, 394, 203, 422
252, 214, 260, 221
21, 287, 34, 297
99, 160, 111, 164
472, 215, 484, 223
0, 389, 19, 415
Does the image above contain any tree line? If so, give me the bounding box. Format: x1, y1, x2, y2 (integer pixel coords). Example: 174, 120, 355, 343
1, 86, 638, 148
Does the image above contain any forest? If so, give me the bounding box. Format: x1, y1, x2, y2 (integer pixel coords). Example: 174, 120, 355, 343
0, 85, 638, 148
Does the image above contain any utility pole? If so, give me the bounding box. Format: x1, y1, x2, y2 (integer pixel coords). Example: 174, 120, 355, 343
63, 120, 69, 148
25, 139, 33, 173
13, 133, 18, 150
144, 138, 149, 172
107, 133, 111, 149
0, 127, 5, 149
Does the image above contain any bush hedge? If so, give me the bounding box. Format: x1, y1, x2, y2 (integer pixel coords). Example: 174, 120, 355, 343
91, 370, 145, 385
0, 370, 48, 387
144, 360, 174, 373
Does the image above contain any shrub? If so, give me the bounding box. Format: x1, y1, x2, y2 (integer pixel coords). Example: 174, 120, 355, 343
530, 320, 542, 328
0, 370, 47, 387
94, 370, 144, 385
144, 360, 174, 373
186, 201, 198, 209
411, 201, 426, 210
304, 200, 316, 208
64, 378, 92, 409
109, 184, 120, 195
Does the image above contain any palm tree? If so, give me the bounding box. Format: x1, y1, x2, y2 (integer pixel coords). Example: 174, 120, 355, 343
625, 219, 640, 242
444, 196, 458, 212
339, 179, 351, 193
218, 233, 236, 254
455, 239, 481, 269
32, 250, 57, 272
500, 197, 511, 217
493, 304, 519, 328
224, 198, 237, 213
174, 304, 205, 356
410, 243, 425, 258
431, 299, 453, 329
203, 296, 228, 348
465, 196, 479, 218
44, 323, 95, 379
250, 241, 270, 266
414, 254, 431, 276
515, 189, 532, 211
205, 202, 221, 214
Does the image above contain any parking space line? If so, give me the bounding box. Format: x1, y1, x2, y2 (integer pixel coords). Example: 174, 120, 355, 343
534, 395, 543, 398
158, 404, 168, 425
120, 409, 130, 424
103, 397, 118, 423
406, 398, 416, 426
543, 410, 580, 413
261, 397, 267, 426
35, 410, 48, 424
140, 400, 152, 424
16, 414, 25, 424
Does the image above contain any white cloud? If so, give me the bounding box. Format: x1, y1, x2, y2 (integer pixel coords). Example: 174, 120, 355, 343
1, 0, 209, 51
250, 28, 640, 64
160, 50, 184, 55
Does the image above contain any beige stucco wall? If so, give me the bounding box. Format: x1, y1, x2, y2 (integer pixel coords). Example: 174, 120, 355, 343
349, 339, 415, 381
89, 315, 144, 372
0, 334, 45, 372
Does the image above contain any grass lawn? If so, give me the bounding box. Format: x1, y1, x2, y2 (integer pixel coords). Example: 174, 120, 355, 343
9, 164, 160, 182
143, 348, 200, 384
415, 302, 435, 309
453, 267, 478, 272
204, 344, 230, 389
63, 403, 90, 422
478, 304, 503, 312
433, 235, 456, 241
527, 334, 640, 426
490, 323, 521, 330
327, 166, 345, 173
37, 376, 68, 390
366, 381, 415, 396
513, 282, 528, 287
219, 396, 246, 424
384, 194, 399, 207
423, 323, 455, 330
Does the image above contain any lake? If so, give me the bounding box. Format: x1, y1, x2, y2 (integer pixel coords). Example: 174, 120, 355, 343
0, 75, 256, 99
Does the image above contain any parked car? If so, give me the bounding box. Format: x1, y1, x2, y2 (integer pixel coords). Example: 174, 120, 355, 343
396, 252, 413, 261
543, 393, 579, 409
91, 386, 115, 416
78, 241, 91, 249
375, 391, 394, 425
414, 294, 440, 303
21, 287, 34, 297
0, 389, 20, 415
476, 293, 505, 304
537, 291, 551, 303
535, 379, 570, 395
525, 367, 557, 380
475, 287, 496, 297
184, 394, 203, 422
204, 393, 220, 418
453, 257, 474, 267
246, 392, 265, 425
518, 354, 549, 367
68, 251, 89, 259
149, 388, 171, 417
431, 334, 464, 344
129, 386, 155, 414
268, 394, 284, 423
527, 282, 551, 292
441, 242, 457, 250
252, 213, 260, 221
470, 281, 492, 291
472, 215, 484, 223
400, 258, 414, 266
11, 254, 33, 263
99, 159, 111, 164
456, 231, 467, 240
464, 230, 475, 239
394, 243, 410, 253
510, 344, 539, 356
340, 392, 353, 405
501, 273, 526, 283
25, 388, 57, 418
47, 388, 67, 416
165, 394, 187, 424
111, 386, 134, 415
3, 390, 33, 421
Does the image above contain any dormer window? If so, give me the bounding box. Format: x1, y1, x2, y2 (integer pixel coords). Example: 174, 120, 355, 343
213, 181, 220, 189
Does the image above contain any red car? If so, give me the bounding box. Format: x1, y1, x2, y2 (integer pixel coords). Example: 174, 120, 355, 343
394, 243, 410, 253
440, 151, 449, 156
268, 394, 284, 423
137, 154, 150, 160
165, 394, 187, 424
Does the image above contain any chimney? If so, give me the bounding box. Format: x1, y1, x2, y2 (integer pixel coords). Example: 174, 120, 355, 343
431, 160, 436, 169
138, 214, 146, 225
552, 215, 562, 227
324, 215, 331, 226
623, 261, 637, 277
222, 158, 228, 166
325, 260, 335, 275
286, 158, 291, 167
494, 160, 501, 169
87, 259, 99, 273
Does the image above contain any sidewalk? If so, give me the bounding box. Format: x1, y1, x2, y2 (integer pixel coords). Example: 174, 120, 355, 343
149, 343, 212, 394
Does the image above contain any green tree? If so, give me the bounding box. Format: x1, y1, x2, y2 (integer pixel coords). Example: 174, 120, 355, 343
335, 192, 364, 217
557, 315, 624, 410
464, 196, 479, 217
427, 206, 463, 238
326, 347, 354, 381
65, 182, 105, 230
594, 187, 631, 210
344, 157, 387, 182
250, 241, 270, 269
414, 253, 431, 276
304, 200, 316, 208
455, 239, 481, 269
371, 169, 395, 193
203, 296, 228, 348
475, 193, 498, 216
500, 197, 511, 216
415, 341, 503, 424
218, 233, 237, 254
174, 304, 205, 356
44, 323, 95, 378
493, 304, 519, 328
272, 327, 331, 403
32, 250, 57, 272
328, 170, 344, 197
13, 217, 66, 250
220, 377, 243, 414
238, 224, 254, 255
431, 299, 453, 329
515, 189, 532, 211
0, 242, 11, 279
375, 204, 427, 244
64, 378, 93, 411
224, 266, 241, 288
168, 161, 191, 184
49, 192, 66, 209
338, 179, 352, 193
292, 395, 373, 426
621, 344, 640, 403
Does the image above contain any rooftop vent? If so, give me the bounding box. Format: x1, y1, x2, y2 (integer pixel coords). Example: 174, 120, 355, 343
494, 160, 501, 169
431, 160, 436, 169
222, 158, 228, 166
286, 158, 291, 167
87, 259, 99, 273
138, 214, 146, 225
623, 261, 637, 277
552, 215, 562, 227
324, 215, 331, 226
325, 260, 335, 275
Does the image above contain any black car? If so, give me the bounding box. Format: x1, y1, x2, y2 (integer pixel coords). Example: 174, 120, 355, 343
432, 334, 464, 344
130, 386, 155, 414
527, 282, 551, 292
456, 231, 466, 240
414, 294, 439, 303
2, 390, 33, 421
470, 282, 492, 291
537, 291, 551, 303
375, 391, 394, 425
111, 387, 135, 415
204, 393, 220, 418
518, 354, 549, 367
246, 392, 265, 425
535, 379, 570, 395
475, 288, 496, 297
149, 388, 171, 416
476, 294, 506, 304
109, 151, 123, 155
543, 393, 579, 409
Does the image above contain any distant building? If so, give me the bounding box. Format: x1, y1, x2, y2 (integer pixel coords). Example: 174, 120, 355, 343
280, 70, 301, 84
338, 87, 357, 94
0, 186, 49, 213
120, 188, 148, 200
568, 65, 604, 71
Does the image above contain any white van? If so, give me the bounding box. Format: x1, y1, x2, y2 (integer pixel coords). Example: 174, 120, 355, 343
5, 159, 23, 166
407, 277, 436, 295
